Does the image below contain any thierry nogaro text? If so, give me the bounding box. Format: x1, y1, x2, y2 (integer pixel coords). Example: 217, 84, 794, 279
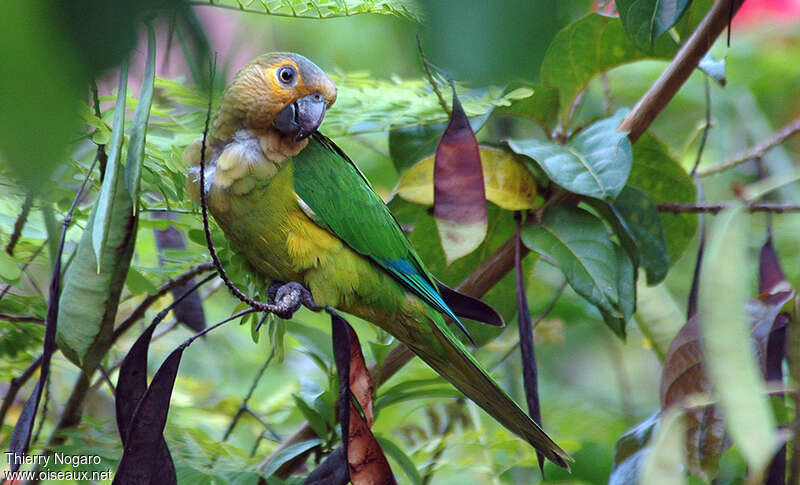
4, 452, 112, 481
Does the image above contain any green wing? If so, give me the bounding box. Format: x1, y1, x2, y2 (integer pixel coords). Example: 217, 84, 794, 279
292, 134, 467, 335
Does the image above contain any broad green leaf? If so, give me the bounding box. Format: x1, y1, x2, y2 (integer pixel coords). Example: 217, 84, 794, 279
640, 408, 687, 485
634, 275, 683, 361
194, 0, 422, 21
609, 412, 660, 485
508, 110, 632, 201
395, 146, 537, 210
56, 153, 138, 373
260, 439, 324, 479
699, 207, 777, 480
92, 60, 129, 270
628, 133, 696, 263
616, 0, 691, 51
608, 186, 670, 285
376, 436, 422, 485
521, 205, 623, 327
493, 84, 559, 131
0, 251, 22, 283
540, 14, 676, 119
125, 22, 156, 211
602, 244, 635, 338
292, 395, 329, 439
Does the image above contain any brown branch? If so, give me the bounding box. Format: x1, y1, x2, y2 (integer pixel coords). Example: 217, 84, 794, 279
0, 313, 44, 324
657, 202, 800, 214
111, 262, 215, 341
618, 0, 747, 142
5, 191, 34, 256
699, 115, 800, 176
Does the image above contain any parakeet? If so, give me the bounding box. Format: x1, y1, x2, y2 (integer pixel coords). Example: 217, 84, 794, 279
184, 52, 571, 469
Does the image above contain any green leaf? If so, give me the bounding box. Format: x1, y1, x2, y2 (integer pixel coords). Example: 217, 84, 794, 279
125, 268, 158, 295
0, 251, 22, 283
92, 59, 129, 271
609, 412, 660, 485
376, 436, 422, 485
640, 408, 687, 485
56, 151, 138, 373
521, 205, 623, 326
699, 207, 777, 480
633, 276, 683, 361
540, 14, 676, 119
616, 0, 691, 51
508, 110, 633, 201
260, 439, 324, 479
194, 0, 423, 21
607, 186, 670, 285
493, 84, 559, 131
675, 0, 713, 40
125, 22, 156, 211
292, 395, 329, 439
602, 244, 635, 338
628, 133, 696, 263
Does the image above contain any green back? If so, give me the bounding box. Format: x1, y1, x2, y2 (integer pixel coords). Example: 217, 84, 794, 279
292, 134, 462, 328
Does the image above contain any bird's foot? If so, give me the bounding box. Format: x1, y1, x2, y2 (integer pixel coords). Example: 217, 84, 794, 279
267, 281, 321, 319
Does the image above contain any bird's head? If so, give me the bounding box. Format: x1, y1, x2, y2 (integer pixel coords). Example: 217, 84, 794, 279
221, 52, 337, 142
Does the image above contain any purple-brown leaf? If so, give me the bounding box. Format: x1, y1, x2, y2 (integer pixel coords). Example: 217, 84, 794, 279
347, 326, 374, 427
433, 92, 488, 263
348, 403, 397, 485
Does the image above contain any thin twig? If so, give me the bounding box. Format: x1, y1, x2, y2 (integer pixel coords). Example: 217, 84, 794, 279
657, 202, 800, 214
618, 0, 747, 142
221, 352, 276, 443
0, 355, 43, 427
111, 262, 215, 341
699, 115, 800, 176
490, 281, 567, 372
5, 191, 34, 256
0, 314, 44, 324
416, 34, 450, 117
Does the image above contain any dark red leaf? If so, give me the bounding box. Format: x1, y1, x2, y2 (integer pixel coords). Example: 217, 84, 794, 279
330, 310, 352, 470
113, 348, 183, 485
152, 209, 206, 332
347, 326, 374, 427
433, 91, 488, 262
759, 237, 788, 295
515, 221, 544, 475
348, 403, 397, 485
433, 92, 486, 225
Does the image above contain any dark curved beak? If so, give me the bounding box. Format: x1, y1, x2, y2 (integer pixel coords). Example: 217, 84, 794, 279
272, 93, 328, 141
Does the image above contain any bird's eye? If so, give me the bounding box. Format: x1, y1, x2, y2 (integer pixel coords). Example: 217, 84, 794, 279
277, 66, 296, 85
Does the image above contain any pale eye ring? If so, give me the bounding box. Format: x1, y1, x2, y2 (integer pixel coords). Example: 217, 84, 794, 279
277, 65, 296, 85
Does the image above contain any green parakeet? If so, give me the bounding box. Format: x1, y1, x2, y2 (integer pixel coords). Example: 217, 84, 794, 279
184, 52, 570, 469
